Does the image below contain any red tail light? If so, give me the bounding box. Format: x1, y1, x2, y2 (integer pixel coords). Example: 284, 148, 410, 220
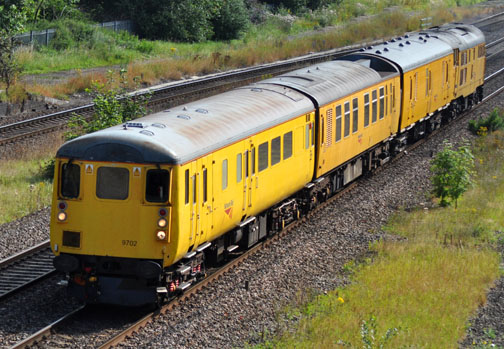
84, 267, 92, 273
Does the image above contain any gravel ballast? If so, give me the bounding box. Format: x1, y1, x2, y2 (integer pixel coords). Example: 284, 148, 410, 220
1, 11, 504, 347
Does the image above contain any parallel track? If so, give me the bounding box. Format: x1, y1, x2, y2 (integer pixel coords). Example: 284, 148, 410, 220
1, 13, 503, 148
11, 60, 504, 349
0, 241, 54, 301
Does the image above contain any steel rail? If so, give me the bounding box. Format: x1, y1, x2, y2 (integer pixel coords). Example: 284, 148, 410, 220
0, 240, 55, 301
8, 64, 504, 349
9, 305, 86, 349
470, 11, 504, 25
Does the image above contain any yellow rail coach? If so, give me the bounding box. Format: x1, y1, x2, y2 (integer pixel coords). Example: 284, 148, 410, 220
50, 23, 484, 306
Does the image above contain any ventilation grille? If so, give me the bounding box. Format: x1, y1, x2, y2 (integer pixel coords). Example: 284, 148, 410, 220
326, 108, 333, 147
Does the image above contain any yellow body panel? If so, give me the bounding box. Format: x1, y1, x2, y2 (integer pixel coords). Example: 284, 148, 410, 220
50, 162, 170, 261
400, 55, 454, 131
316, 76, 401, 177
453, 44, 486, 99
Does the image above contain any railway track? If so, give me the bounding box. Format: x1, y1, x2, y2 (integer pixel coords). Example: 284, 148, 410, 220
0, 241, 54, 301
10, 60, 504, 349
1, 13, 504, 149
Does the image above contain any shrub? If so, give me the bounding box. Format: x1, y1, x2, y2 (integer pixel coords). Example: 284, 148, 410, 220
430, 141, 475, 208
468, 108, 504, 135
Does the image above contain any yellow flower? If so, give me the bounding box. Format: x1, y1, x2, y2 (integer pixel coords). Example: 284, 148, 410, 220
170, 47, 177, 53
493, 176, 497, 179
337, 297, 344, 304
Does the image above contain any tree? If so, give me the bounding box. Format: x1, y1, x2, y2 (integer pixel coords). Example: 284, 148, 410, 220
0, 1, 27, 115
210, 0, 250, 41
430, 141, 475, 208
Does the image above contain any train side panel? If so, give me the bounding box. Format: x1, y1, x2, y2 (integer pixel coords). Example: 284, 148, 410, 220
168, 111, 315, 265
316, 76, 401, 178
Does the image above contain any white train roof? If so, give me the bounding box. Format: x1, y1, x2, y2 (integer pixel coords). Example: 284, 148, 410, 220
356, 23, 484, 73
57, 83, 315, 165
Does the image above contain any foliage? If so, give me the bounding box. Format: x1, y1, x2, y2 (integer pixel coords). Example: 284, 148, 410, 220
430, 141, 475, 208
25, 0, 82, 23
0, 1, 28, 114
65, 69, 151, 140
361, 315, 400, 349
468, 108, 504, 135
210, 0, 250, 40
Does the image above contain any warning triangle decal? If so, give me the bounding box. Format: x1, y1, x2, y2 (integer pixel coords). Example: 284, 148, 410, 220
225, 207, 233, 219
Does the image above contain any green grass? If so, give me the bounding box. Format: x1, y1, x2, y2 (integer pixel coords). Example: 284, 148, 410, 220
265, 131, 504, 348
8, 0, 491, 101
0, 157, 54, 224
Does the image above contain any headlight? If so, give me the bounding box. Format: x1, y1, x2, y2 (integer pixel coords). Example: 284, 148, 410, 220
57, 211, 67, 222
156, 230, 166, 240
157, 218, 168, 228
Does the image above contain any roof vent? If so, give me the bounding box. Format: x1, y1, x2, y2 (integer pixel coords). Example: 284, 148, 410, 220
375, 50, 382, 54
406, 41, 411, 45
391, 39, 396, 42
384, 47, 389, 52
367, 46, 373, 49
140, 130, 154, 136
424, 39, 427, 43
405, 34, 409, 38
419, 36, 423, 40
177, 115, 191, 120
359, 48, 365, 52
399, 43, 404, 47
396, 37, 402, 40
124, 122, 146, 129
195, 108, 208, 114
426, 34, 430, 38
307, 69, 311, 73
384, 41, 388, 45
251, 88, 262, 92
183, 107, 188, 111
151, 123, 166, 128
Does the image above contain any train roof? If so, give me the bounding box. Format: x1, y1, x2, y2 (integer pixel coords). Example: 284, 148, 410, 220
357, 32, 454, 72
57, 84, 314, 165
423, 23, 485, 51
260, 60, 391, 106
356, 23, 484, 73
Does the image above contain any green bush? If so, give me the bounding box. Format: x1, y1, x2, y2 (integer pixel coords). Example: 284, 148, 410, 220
211, 0, 250, 40
468, 108, 504, 135
49, 19, 97, 50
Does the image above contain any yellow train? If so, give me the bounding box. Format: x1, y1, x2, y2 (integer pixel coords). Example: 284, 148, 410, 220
50, 23, 485, 306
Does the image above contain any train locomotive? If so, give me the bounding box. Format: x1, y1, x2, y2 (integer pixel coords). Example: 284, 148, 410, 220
50, 23, 485, 306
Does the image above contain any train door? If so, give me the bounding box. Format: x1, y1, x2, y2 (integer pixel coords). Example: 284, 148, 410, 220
426, 68, 431, 113
189, 161, 199, 245
200, 156, 212, 243
244, 142, 255, 214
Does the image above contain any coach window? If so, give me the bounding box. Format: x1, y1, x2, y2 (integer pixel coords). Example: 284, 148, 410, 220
306, 124, 310, 149
271, 136, 281, 166
146, 169, 169, 202
335, 105, 342, 142
364, 93, 370, 127
251, 147, 256, 175
236, 153, 242, 183
344, 102, 350, 138
185, 169, 189, 204
379, 87, 385, 120
192, 175, 196, 204
244, 151, 249, 178
222, 159, 228, 190
96, 167, 129, 200
203, 168, 207, 203
352, 98, 358, 133
283, 131, 293, 160
61, 163, 80, 198
372, 90, 377, 123
258, 142, 268, 172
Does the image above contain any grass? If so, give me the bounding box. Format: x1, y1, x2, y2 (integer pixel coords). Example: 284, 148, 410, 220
0, 134, 62, 225
4, 1, 492, 100
264, 131, 504, 348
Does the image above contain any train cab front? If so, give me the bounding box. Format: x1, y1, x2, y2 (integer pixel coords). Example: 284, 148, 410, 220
49, 158, 174, 306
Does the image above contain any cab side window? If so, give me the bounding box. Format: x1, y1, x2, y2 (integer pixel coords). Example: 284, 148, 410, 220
61, 163, 80, 198
146, 169, 169, 202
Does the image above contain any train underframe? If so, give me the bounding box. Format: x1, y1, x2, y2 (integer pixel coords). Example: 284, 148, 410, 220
57, 86, 483, 306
